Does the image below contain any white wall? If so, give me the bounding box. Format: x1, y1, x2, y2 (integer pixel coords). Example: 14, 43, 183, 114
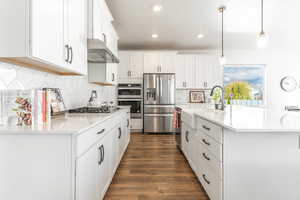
0, 62, 117, 109
224, 49, 300, 112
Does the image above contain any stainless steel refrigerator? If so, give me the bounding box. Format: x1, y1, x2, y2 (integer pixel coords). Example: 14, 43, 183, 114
143, 73, 175, 133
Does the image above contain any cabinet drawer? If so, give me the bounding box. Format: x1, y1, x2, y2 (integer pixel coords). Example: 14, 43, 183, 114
181, 111, 195, 129
198, 164, 222, 200
195, 130, 223, 162
197, 141, 222, 178
196, 117, 222, 143
76, 120, 114, 157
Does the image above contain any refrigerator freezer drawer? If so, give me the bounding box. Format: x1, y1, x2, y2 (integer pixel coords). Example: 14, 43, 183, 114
144, 105, 175, 114
144, 114, 175, 133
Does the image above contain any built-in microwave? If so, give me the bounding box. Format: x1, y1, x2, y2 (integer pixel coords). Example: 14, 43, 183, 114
118, 84, 142, 99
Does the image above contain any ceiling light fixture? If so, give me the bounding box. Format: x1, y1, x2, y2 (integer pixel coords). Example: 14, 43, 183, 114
153, 5, 163, 12
197, 34, 204, 39
219, 6, 226, 65
152, 34, 158, 39
257, 0, 268, 48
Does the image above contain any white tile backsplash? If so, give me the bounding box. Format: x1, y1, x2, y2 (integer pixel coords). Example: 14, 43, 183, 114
0, 62, 117, 109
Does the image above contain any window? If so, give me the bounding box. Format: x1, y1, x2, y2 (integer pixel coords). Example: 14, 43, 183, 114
223, 65, 266, 107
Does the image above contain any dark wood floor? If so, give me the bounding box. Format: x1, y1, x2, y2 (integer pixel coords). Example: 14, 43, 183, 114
104, 133, 209, 200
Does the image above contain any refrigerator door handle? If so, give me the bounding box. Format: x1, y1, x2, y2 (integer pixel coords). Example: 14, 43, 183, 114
160, 77, 163, 97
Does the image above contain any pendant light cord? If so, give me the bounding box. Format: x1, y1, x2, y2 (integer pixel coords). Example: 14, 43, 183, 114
261, 0, 264, 33
221, 8, 224, 57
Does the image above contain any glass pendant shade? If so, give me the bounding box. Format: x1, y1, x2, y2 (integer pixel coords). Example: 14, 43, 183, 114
257, 31, 268, 48
219, 55, 226, 65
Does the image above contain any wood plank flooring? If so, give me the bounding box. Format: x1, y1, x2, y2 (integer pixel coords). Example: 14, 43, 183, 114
104, 133, 209, 200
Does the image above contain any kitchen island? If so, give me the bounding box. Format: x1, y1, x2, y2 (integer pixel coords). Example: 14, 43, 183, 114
177, 105, 300, 200
0, 108, 131, 200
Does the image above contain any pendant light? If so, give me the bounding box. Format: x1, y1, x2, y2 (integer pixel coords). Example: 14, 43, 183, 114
219, 6, 226, 65
257, 0, 268, 48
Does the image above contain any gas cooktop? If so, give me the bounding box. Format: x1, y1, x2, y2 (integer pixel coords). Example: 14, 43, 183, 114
68, 107, 111, 114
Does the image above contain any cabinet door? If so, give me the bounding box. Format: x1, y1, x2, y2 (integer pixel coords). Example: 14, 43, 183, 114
130, 52, 144, 78
160, 52, 176, 73
175, 55, 187, 89
206, 55, 222, 88
144, 52, 160, 73
31, 0, 65, 67
184, 55, 196, 88
195, 55, 207, 88
118, 51, 131, 79
96, 134, 112, 200
105, 63, 117, 85
68, 0, 87, 75
76, 145, 98, 200
181, 123, 189, 158
111, 126, 121, 174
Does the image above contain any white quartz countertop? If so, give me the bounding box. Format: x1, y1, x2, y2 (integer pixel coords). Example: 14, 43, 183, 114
0, 108, 129, 135
177, 104, 300, 133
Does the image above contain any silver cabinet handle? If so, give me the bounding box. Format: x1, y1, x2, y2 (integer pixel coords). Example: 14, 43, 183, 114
98, 146, 103, 165
127, 71, 130, 77
185, 131, 189, 142
202, 153, 210, 161
102, 145, 105, 163
127, 119, 130, 128
202, 139, 210, 146
64, 45, 69, 62
69, 46, 73, 64
112, 73, 115, 82
118, 127, 122, 139
202, 125, 211, 131
97, 129, 105, 135
202, 174, 210, 184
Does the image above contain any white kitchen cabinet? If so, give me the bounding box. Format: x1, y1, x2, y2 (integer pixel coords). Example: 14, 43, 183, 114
0, 0, 87, 75
144, 52, 176, 74
195, 54, 221, 88
88, 0, 113, 42
175, 55, 196, 89
88, 63, 118, 85
65, 0, 88, 75
96, 133, 113, 200
144, 52, 160, 73
76, 144, 98, 200
118, 51, 144, 79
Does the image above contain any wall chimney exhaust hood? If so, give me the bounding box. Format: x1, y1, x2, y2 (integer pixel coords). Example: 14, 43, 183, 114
87, 39, 119, 63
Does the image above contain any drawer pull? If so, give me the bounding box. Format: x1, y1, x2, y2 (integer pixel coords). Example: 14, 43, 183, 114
97, 129, 105, 135
118, 127, 122, 139
202, 139, 210, 146
202, 125, 211, 131
185, 131, 189, 143
202, 174, 210, 185
202, 153, 210, 161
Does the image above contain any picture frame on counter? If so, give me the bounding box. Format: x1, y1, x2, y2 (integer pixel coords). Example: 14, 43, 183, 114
189, 90, 205, 103
43, 88, 66, 116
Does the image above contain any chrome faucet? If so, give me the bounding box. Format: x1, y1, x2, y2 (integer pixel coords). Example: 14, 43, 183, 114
210, 85, 225, 111
88, 90, 98, 107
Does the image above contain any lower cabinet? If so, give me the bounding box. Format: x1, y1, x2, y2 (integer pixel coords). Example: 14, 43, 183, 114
181, 117, 223, 200
76, 110, 131, 200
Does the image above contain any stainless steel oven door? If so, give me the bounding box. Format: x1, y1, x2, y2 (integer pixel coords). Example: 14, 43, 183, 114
118, 99, 142, 119
144, 113, 174, 133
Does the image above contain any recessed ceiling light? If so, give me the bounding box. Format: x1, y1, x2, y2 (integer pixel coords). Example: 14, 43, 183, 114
153, 5, 163, 12
152, 34, 158, 39
197, 34, 204, 39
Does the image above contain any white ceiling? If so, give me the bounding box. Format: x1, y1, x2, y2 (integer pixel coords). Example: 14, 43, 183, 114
106, 0, 297, 51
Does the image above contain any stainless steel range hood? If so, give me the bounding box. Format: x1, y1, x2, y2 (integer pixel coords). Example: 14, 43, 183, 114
87, 39, 119, 63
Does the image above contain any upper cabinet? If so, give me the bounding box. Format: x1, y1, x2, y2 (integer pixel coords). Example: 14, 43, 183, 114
87, 0, 119, 85
118, 51, 144, 79
0, 0, 87, 75
143, 52, 176, 73
176, 54, 222, 89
